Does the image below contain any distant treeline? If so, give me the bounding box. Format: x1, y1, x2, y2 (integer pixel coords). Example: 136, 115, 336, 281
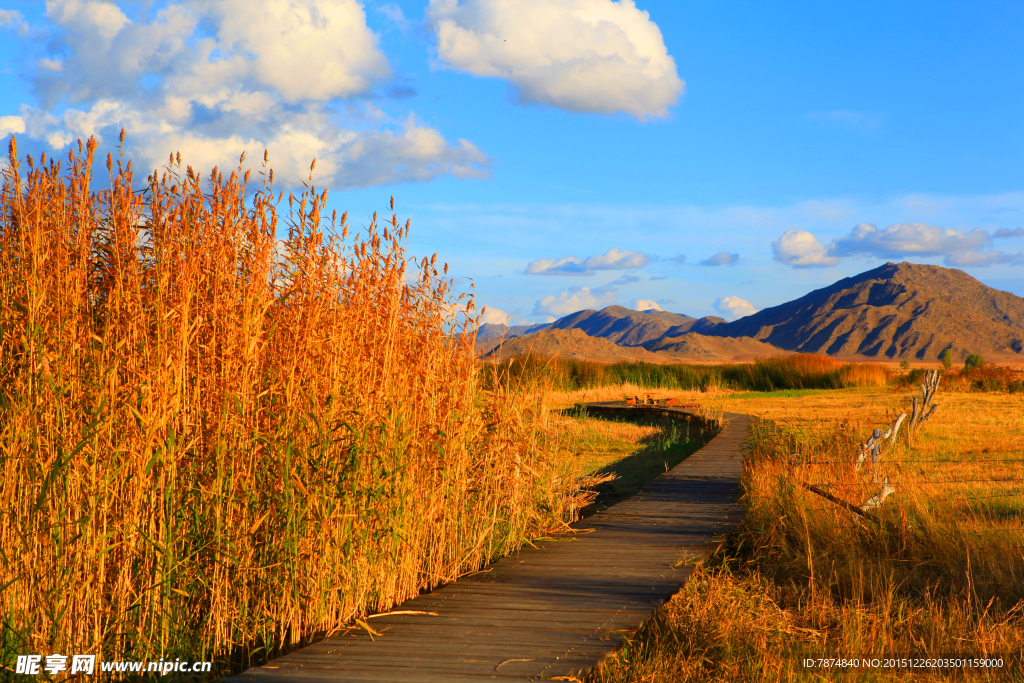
484, 354, 892, 393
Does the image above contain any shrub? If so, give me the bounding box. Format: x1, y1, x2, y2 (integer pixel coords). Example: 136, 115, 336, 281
900, 359, 910, 371
940, 349, 953, 368
972, 377, 1003, 392
965, 354, 985, 370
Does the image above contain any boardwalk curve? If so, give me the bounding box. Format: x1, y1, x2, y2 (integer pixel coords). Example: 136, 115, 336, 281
228, 407, 751, 682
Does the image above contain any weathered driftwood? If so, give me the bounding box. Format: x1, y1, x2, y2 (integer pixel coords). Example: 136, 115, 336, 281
909, 370, 941, 433
887, 412, 907, 444
854, 428, 884, 479
863, 476, 896, 511
798, 480, 878, 523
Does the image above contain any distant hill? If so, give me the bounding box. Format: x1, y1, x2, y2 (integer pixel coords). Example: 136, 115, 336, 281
484, 328, 789, 364
642, 316, 727, 345
477, 322, 551, 339
484, 328, 675, 364
547, 305, 697, 346
647, 333, 788, 361
476, 322, 551, 355
707, 262, 1024, 361
475, 306, 709, 354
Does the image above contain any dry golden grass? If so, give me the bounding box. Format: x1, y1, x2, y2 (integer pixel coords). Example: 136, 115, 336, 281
0, 137, 585, 673
581, 383, 1024, 682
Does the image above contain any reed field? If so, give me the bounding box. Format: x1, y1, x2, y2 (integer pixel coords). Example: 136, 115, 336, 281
0, 136, 596, 676
487, 352, 893, 394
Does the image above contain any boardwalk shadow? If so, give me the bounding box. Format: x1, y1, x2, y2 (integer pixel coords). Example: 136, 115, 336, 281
557, 407, 718, 513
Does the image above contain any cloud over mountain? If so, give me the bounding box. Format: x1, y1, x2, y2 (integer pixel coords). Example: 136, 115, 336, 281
533, 285, 617, 318
829, 223, 988, 259
774, 222, 1023, 268
713, 296, 757, 321
426, 0, 684, 119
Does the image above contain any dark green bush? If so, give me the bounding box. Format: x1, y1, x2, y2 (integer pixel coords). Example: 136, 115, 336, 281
965, 354, 985, 370
972, 376, 1003, 392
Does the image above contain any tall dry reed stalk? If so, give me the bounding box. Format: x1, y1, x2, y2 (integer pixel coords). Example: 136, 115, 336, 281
0, 135, 575, 671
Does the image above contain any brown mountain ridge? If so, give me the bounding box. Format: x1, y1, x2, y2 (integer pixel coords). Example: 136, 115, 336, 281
708, 262, 1024, 361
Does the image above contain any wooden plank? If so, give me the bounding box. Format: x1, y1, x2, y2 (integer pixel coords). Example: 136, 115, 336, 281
226, 411, 751, 682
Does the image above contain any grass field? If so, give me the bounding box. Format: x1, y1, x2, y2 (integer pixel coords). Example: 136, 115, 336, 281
563, 385, 1024, 682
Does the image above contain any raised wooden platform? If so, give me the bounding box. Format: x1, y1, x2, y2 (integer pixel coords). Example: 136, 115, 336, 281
227, 408, 750, 682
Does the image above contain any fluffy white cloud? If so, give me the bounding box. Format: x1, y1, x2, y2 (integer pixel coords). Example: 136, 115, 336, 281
829, 222, 989, 258
699, 251, 739, 266
826, 222, 1023, 268
772, 230, 839, 267
0, 116, 25, 138
208, 0, 391, 103
480, 306, 511, 324
533, 285, 617, 317
426, 0, 684, 119
9, 0, 489, 190
714, 296, 756, 321
633, 299, 661, 312
525, 247, 651, 275
774, 223, 1022, 269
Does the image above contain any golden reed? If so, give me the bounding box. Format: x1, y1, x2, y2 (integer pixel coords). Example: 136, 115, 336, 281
0, 135, 577, 670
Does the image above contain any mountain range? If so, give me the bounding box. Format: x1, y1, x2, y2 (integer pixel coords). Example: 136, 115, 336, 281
479, 262, 1024, 363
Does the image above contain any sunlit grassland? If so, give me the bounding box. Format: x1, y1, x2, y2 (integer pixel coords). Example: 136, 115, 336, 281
0, 137, 592, 676
578, 386, 1024, 682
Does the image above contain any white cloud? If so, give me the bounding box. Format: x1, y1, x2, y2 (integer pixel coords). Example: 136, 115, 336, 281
944, 251, 1024, 267
9, 0, 489, 190
0, 116, 26, 138
0, 9, 28, 35
772, 230, 839, 267
774, 222, 1021, 269
699, 251, 739, 266
533, 285, 616, 317
426, 0, 684, 120
714, 296, 756, 321
208, 0, 391, 103
480, 306, 511, 324
633, 299, 661, 312
525, 247, 651, 275
829, 222, 989, 258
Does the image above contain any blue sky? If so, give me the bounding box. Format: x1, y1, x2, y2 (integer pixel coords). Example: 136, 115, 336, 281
2, 0, 1022, 324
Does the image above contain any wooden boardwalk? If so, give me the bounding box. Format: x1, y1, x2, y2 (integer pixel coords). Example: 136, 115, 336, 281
227, 407, 750, 682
